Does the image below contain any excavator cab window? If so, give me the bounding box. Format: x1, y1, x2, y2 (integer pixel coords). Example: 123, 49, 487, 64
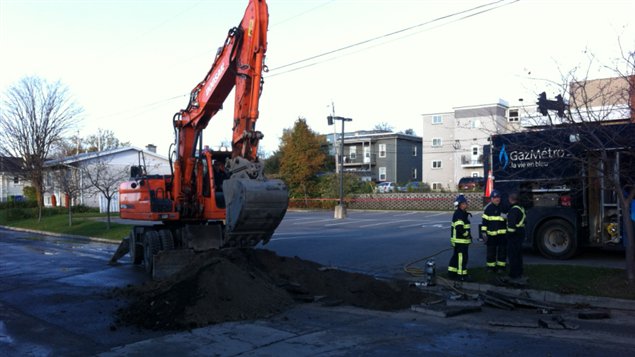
202, 156, 211, 198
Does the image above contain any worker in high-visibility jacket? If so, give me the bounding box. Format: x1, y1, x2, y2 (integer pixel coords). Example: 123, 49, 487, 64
481, 190, 507, 272
506, 193, 526, 281
448, 194, 472, 281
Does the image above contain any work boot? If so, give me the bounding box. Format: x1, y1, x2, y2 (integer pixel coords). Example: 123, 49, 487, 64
459, 275, 473, 282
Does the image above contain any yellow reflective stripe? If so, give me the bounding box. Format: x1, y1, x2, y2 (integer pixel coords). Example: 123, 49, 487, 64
496, 261, 506, 267
448, 266, 458, 272
486, 229, 507, 236
516, 205, 526, 227
486, 262, 496, 267
458, 253, 464, 275
508, 228, 516, 232
484, 215, 505, 221
452, 220, 465, 226
451, 238, 471, 244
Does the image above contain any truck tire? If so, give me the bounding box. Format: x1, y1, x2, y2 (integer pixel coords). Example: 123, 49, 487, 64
158, 229, 175, 250
536, 219, 577, 259
143, 231, 161, 274
129, 232, 143, 265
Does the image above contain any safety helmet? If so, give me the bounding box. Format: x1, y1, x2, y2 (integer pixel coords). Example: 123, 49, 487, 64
455, 194, 467, 204
490, 189, 501, 198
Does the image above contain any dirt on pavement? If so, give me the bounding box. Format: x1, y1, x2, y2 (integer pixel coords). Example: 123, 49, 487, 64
115, 248, 439, 330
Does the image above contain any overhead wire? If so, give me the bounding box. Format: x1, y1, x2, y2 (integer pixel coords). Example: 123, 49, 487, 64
266, 0, 521, 77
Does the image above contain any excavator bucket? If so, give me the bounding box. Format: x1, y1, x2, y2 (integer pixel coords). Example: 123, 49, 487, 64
151, 249, 196, 280
223, 176, 289, 247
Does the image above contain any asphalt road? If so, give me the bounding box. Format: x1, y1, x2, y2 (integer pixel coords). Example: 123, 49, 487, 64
0, 210, 632, 356
266, 210, 627, 278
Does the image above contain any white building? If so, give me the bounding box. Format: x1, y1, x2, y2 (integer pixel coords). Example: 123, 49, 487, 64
44, 146, 170, 212
0, 156, 26, 202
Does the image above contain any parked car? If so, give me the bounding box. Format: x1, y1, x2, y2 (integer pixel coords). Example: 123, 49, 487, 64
375, 181, 396, 193
398, 181, 428, 192
457, 176, 484, 191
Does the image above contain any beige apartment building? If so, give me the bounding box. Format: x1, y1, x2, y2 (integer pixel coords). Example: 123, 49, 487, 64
420, 76, 633, 191
421, 100, 523, 191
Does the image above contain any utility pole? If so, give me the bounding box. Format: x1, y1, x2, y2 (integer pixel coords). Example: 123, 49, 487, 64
327, 115, 353, 219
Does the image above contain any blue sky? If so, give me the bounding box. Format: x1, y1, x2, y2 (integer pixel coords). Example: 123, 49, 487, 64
1, 0, 633, 155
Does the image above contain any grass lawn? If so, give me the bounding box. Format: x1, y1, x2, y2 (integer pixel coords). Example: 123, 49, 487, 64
0, 210, 131, 241
464, 265, 635, 300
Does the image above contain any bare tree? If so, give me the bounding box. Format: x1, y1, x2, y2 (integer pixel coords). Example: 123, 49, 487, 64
0, 76, 83, 221
82, 157, 129, 230
49, 165, 82, 226
84, 129, 130, 152
373, 122, 393, 132
54, 129, 130, 157
527, 48, 635, 281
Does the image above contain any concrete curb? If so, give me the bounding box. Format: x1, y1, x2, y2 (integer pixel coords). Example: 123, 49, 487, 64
460, 281, 635, 311
0, 225, 118, 245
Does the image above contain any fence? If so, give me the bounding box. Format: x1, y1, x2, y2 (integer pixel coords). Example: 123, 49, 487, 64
289, 192, 484, 211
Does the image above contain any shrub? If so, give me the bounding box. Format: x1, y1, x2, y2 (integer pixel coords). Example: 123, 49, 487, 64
5, 207, 38, 221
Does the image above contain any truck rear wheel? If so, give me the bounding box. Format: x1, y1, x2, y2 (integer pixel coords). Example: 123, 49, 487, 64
129, 232, 143, 265
536, 219, 577, 259
143, 231, 161, 274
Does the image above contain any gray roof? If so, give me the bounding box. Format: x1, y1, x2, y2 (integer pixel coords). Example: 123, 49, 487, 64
0, 156, 23, 174
44, 146, 168, 167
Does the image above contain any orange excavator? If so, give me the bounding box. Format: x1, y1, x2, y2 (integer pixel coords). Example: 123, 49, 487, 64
110, 0, 288, 279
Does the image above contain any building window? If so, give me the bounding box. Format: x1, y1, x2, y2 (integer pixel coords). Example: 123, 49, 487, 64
432, 115, 442, 125
412, 145, 417, 156
432, 138, 442, 147
378, 144, 386, 158
432, 182, 443, 190
471, 119, 481, 128
508, 109, 519, 122
13, 176, 19, 184
349, 146, 357, 160
411, 168, 417, 179
379, 167, 387, 181
432, 160, 442, 169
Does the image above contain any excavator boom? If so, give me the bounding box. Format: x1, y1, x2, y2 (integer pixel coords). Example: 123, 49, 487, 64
114, 0, 288, 279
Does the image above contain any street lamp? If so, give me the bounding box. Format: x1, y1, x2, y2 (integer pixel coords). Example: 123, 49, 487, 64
327, 115, 352, 219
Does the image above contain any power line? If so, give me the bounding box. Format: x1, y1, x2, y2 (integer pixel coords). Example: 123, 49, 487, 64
266, 0, 520, 77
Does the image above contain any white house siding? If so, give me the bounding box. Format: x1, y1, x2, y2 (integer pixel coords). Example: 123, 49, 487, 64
44, 147, 171, 212
0, 174, 26, 202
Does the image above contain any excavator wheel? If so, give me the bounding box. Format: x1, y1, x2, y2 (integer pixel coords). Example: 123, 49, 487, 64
143, 230, 162, 274
158, 229, 175, 251
129, 232, 143, 265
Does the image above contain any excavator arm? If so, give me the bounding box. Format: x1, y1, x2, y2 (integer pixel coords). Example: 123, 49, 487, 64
116, 0, 288, 278
173, 0, 269, 203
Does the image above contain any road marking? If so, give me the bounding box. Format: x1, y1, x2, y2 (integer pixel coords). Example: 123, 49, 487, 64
359, 219, 412, 228
398, 220, 447, 228
291, 219, 335, 225
324, 219, 365, 227
394, 212, 419, 216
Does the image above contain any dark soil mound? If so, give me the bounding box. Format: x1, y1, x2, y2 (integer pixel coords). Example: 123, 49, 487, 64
115, 248, 436, 330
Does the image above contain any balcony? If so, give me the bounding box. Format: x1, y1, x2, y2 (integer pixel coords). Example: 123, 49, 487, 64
461, 154, 483, 168
343, 154, 376, 167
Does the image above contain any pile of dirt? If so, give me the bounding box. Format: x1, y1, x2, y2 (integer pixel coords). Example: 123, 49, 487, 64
115, 248, 437, 330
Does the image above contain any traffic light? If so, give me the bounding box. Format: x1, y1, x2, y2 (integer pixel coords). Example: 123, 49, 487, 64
537, 92, 548, 116
555, 94, 566, 118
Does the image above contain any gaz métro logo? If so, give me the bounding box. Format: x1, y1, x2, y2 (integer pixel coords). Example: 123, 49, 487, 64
499, 144, 509, 170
